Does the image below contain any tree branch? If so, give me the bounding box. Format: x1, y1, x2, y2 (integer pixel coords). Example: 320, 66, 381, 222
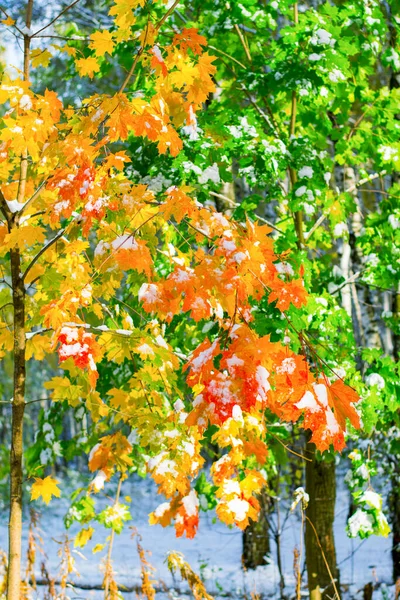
156, 0, 181, 30
0, 187, 12, 224
304, 211, 328, 241
330, 271, 362, 295
209, 191, 284, 234
32, 0, 81, 37
209, 45, 247, 70
234, 24, 252, 62
0, 6, 25, 36
20, 179, 48, 215
288, 3, 305, 249
22, 225, 69, 281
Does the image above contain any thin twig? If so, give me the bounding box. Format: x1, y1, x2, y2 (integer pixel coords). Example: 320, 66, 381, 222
268, 432, 312, 462
20, 178, 49, 214
209, 191, 284, 234
305, 172, 387, 240
104, 475, 123, 599
0, 6, 25, 36
306, 516, 341, 600
32, 0, 82, 37
0, 187, 12, 224
119, 46, 145, 94
22, 222, 72, 281
330, 271, 362, 295
155, 0, 181, 30
305, 211, 328, 241
240, 86, 280, 138
185, 220, 213, 241
208, 45, 247, 69
234, 24, 251, 62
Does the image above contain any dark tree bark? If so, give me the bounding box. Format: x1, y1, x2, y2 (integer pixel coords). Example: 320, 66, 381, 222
242, 487, 271, 570
389, 469, 400, 583
305, 443, 340, 600
6, 3, 32, 597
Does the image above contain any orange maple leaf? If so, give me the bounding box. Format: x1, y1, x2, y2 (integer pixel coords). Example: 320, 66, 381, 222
173, 28, 208, 55
327, 378, 360, 431
160, 187, 199, 223
114, 238, 153, 276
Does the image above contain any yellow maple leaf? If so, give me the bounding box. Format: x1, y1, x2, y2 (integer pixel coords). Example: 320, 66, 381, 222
86, 390, 109, 421
113, 27, 132, 43
90, 30, 115, 57
109, 0, 145, 30
26, 333, 51, 361
30, 476, 61, 505
2, 16, 15, 26
76, 57, 100, 78
192, 383, 204, 396
0, 322, 13, 359
31, 48, 53, 68
74, 527, 94, 548
169, 64, 199, 89
1, 225, 45, 252
91, 302, 104, 320
108, 388, 129, 409
58, 45, 77, 57
24, 263, 44, 286
139, 22, 156, 47
92, 543, 106, 554
44, 377, 83, 406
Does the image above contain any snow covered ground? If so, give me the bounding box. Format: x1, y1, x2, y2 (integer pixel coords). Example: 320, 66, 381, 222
0, 475, 394, 599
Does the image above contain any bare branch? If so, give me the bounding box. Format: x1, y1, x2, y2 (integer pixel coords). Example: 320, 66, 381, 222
34, 34, 88, 40
156, 0, 181, 30
209, 191, 284, 234
22, 224, 70, 281
304, 211, 328, 241
234, 24, 251, 62
119, 46, 145, 94
0, 187, 12, 224
0, 6, 25, 36
20, 179, 48, 214
330, 271, 362, 295
209, 45, 247, 70
32, 0, 81, 37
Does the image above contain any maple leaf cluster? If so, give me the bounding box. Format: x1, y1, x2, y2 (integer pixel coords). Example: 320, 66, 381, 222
183, 324, 359, 452
0, 0, 362, 542
57, 326, 103, 388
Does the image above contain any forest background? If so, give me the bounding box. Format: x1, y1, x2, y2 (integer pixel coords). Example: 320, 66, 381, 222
0, 0, 399, 599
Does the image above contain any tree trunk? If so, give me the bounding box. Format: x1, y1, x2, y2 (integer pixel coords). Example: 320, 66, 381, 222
8, 247, 26, 600
242, 487, 271, 569
7, 4, 32, 597
390, 276, 400, 585
390, 472, 400, 583
305, 443, 340, 600
387, 16, 400, 582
